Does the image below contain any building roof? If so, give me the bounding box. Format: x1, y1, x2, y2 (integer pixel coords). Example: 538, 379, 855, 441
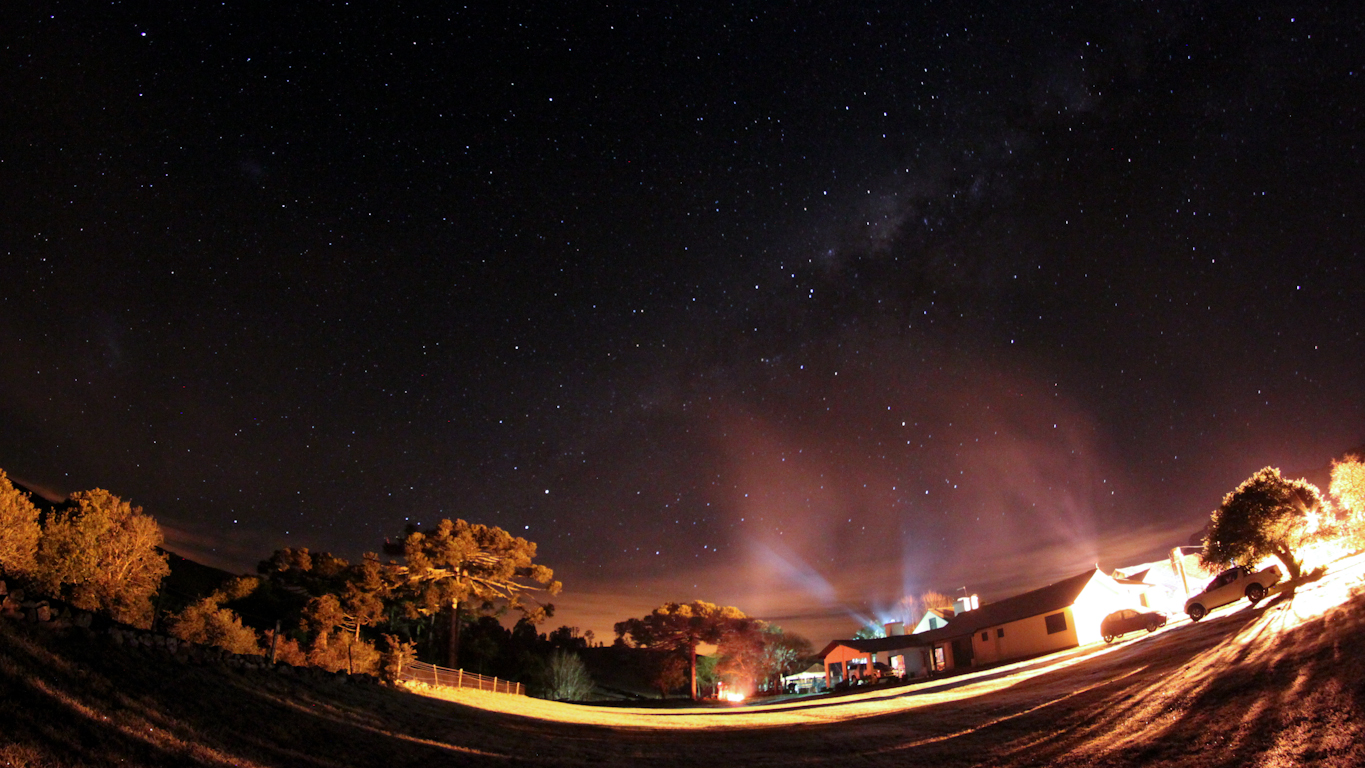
915, 569, 1103, 641
1115, 568, 1150, 585
918, 606, 954, 623
783, 663, 827, 680
817, 568, 1108, 655
816, 633, 931, 659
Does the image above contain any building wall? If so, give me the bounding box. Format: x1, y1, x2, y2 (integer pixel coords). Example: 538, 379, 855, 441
967, 572, 1135, 665
824, 642, 929, 685
931, 640, 956, 671
888, 647, 929, 678
911, 610, 950, 634
1069, 573, 1133, 645
970, 609, 1080, 665
823, 645, 868, 686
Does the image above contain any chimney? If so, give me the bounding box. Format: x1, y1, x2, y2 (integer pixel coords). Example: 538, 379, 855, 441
883, 621, 905, 636
954, 594, 980, 614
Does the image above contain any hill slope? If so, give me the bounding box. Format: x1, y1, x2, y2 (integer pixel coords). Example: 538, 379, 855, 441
2, 557, 1364, 767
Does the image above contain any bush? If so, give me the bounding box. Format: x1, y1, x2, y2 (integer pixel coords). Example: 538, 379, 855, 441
380, 634, 419, 683
170, 600, 262, 656
0, 470, 40, 578
32, 489, 169, 628
1331, 455, 1365, 551
307, 630, 380, 675
538, 650, 594, 701
167, 577, 262, 656
259, 629, 306, 666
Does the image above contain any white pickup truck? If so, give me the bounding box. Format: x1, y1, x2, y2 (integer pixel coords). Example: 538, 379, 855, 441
1184, 564, 1282, 621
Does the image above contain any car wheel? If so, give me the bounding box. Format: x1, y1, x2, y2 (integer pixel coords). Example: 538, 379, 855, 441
1145, 618, 1160, 633
1187, 604, 1206, 622
1246, 583, 1267, 603
1103, 633, 1115, 644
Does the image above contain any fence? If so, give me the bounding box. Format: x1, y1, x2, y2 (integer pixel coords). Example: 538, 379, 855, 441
399, 660, 524, 696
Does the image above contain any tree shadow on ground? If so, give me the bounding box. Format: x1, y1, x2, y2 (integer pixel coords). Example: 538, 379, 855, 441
0, 623, 527, 767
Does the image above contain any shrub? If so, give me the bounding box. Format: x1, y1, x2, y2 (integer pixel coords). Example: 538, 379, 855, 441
0, 470, 40, 578
264, 630, 308, 667
538, 650, 594, 701
169, 599, 262, 656
1330, 455, 1365, 551
307, 630, 380, 675
380, 634, 419, 683
33, 489, 169, 628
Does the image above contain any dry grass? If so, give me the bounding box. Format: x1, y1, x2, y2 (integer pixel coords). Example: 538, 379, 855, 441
3, 553, 1364, 767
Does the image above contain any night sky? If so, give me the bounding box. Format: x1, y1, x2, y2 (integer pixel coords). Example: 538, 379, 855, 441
3, 2, 1362, 643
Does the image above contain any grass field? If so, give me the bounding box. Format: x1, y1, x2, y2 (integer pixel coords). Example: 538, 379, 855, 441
3, 554, 1364, 767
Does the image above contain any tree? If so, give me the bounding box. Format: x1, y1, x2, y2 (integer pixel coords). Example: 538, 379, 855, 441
715, 620, 771, 694
308, 555, 389, 636
459, 615, 509, 674
853, 621, 885, 639
647, 652, 689, 699
920, 590, 954, 613
307, 631, 381, 675
261, 548, 391, 674
539, 650, 595, 701
892, 594, 919, 627
614, 600, 753, 700
758, 626, 813, 692
904, 590, 955, 630
1202, 467, 1325, 581
258, 547, 351, 589
388, 519, 560, 667
32, 489, 169, 627
380, 633, 419, 683
0, 469, 40, 578
545, 624, 589, 651
1330, 452, 1365, 549
168, 577, 262, 656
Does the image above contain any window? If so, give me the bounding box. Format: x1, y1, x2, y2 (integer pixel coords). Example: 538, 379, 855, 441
981, 631, 988, 641
996, 628, 1005, 639
1045, 612, 1067, 634
929, 617, 940, 629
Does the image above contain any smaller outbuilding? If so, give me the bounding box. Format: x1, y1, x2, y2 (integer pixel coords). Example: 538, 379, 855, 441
781, 662, 830, 694
817, 634, 932, 688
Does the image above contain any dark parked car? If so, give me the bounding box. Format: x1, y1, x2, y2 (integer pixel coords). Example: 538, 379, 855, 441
1100, 608, 1167, 643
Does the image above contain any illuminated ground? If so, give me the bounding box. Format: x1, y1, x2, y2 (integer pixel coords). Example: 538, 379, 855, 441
3, 553, 1363, 766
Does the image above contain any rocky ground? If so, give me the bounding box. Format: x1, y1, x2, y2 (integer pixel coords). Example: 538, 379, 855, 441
3, 553, 1363, 767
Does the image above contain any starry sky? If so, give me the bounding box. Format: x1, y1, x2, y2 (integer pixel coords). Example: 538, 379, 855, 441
3, 2, 1362, 643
